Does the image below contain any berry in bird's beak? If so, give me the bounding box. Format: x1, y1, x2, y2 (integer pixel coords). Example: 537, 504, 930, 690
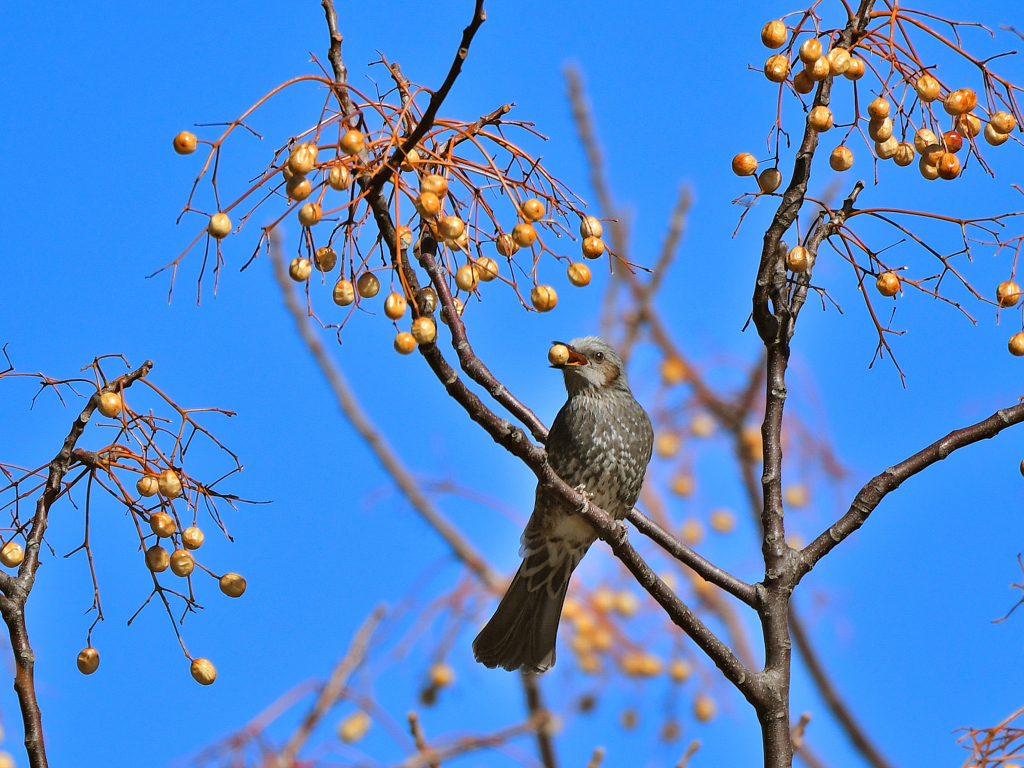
549, 342, 588, 368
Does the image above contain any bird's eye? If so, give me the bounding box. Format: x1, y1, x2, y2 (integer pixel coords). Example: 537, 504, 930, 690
594, 352, 604, 362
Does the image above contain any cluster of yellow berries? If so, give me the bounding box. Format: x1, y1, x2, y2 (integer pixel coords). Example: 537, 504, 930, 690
734, 21, 1019, 182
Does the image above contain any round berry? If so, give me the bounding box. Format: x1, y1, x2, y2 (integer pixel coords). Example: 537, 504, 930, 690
991, 111, 1017, 134
286, 175, 312, 201
394, 332, 417, 355
333, 279, 356, 306
173, 131, 197, 155
582, 236, 606, 259
437, 215, 465, 242
411, 317, 436, 344
876, 271, 900, 297
913, 128, 938, 153
420, 174, 448, 197
136, 475, 159, 497
150, 511, 176, 538
182, 526, 205, 550
829, 146, 854, 171
521, 198, 545, 221
327, 165, 351, 190
77, 647, 100, 675
298, 202, 322, 227
868, 117, 893, 142
219, 572, 247, 597
207, 213, 232, 239
786, 245, 808, 272
761, 20, 787, 48
384, 292, 408, 319
875, 136, 898, 160
289, 257, 312, 282
893, 142, 915, 166
867, 97, 891, 120
356, 272, 380, 298
764, 54, 790, 83
98, 392, 123, 418
512, 223, 537, 248
531, 285, 558, 312
0, 541, 24, 568
808, 106, 833, 132
314, 247, 337, 272
145, 545, 169, 573
798, 38, 822, 65
579, 216, 603, 238
495, 233, 519, 257
984, 123, 1010, 146
548, 344, 570, 365
915, 74, 940, 102
158, 469, 182, 499
1009, 332, 1024, 357
190, 658, 217, 685
475, 256, 499, 282
732, 153, 758, 176
567, 262, 591, 287
455, 264, 479, 292
288, 145, 316, 176
340, 129, 366, 155
826, 47, 851, 75
997, 281, 1021, 308
170, 549, 195, 577
415, 192, 441, 217
844, 57, 865, 80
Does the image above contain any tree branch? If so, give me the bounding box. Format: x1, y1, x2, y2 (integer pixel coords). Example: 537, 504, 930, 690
800, 402, 1024, 575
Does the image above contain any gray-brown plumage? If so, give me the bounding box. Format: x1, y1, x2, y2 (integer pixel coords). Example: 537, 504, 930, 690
473, 336, 654, 673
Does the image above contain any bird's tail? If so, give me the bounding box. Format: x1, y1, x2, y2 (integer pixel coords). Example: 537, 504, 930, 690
471, 540, 585, 671
472, 557, 572, 674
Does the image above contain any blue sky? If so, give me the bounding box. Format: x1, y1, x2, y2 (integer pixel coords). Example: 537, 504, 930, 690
1, 1, 1023, 766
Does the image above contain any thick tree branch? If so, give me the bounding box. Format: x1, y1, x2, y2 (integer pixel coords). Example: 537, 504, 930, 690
627, 510, 757, 606
800, 402, 1024, 575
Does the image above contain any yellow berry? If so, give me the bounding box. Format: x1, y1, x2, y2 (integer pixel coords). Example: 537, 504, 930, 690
937, 152, 960, 180
356, 272, 380, 298
919, 156, 940, 180
173, 131, 197, 155
289, 257, 312, 282
808, 106, 833, 132
150, 512, 176, 538
844, 57, 865, 80
787, 245, 808, 272
207, 213, 232, 239
182, 526, 205, 550
829, 146, 854, 171
876, 271, 900, 297
338, 711, 371, 743
521, 198, 545, 221
997, 281, 1021, 308
914, 128, 938, 153
655, 432, 681, 458
190, 658, 217, 685
875, 136, 899, 160
548, 344, 570, 366
170, 549, 195, 577
394, 332, 417, 355
400, 148, 420, 171
136, 475, 159, 497
340, 129, 365, 155
761, 20, 787, 49
77, 647, 100, 675
661, 357, 689, 385
495, 233, 519, 257
985, 123, 1010, 146
709, 509, 736, 534
415, 192, 441, 217
327, 164, 351, 190
694, 694, 716, 722
440, 297, 464, 325
806, 56, 830, 82
579, 216, 603, 238
420, 174, 448, 197
333, 279, 356, 306
429, 662, 455, 688
0, 541, 24, 568
826, 47, 851, 76
384, 292, 408, 320
298, 202, 322, 227
411, 317, 436, 344
731, 153, 758, 176
455, 264, 479, 292
286, 175, 312, 201
567, 262, 591, 287
396, 225, 413, 249
512, 223, 537, 248
867, 98, 891, 120
868, 117, 893, 142
145, 545, 169, 573
670, 473, 695, 496
669, 659, 691, 682
437, 215, 465, 242
798, 38, 822, 65
991, 111, 1017, 134
475, 256, 499, 282
1009, 332, 1024, 357
530, 284, 558, 312
288, 144, 316, 176
314, 247, 337, 272
793, 70, 814, 94
893, 142, 915, 166
582, 236, 606, 259
915, 74, 940, 102
219, 572, 247, 597
955, 113, 982, 139
158, 469, 182, 499
764, 54, 790, 83
680, 517, 703, 544
98, 392, 123, 418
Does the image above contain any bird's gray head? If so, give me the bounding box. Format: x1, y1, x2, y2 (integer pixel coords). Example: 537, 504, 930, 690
551, 336, 631, 397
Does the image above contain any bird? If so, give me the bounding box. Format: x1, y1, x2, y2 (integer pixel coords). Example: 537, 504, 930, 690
473, 336, 654, 673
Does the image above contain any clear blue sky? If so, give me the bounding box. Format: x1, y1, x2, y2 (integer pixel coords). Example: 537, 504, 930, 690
1, 1, 1023, 766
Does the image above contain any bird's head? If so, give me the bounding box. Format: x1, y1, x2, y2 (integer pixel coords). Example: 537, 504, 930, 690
550, 336, 631, 396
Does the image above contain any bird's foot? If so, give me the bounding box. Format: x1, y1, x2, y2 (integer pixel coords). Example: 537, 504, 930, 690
573, 484, 594, 516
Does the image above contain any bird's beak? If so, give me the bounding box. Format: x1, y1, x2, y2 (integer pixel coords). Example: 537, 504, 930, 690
550, 341, 588, 369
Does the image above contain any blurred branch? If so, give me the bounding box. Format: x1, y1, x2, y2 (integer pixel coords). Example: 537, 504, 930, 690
275, 606, 386, 766
789, 606, 895, 768
270, 239, 500, 589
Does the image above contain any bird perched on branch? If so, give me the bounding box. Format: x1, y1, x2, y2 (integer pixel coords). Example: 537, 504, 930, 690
473, 336, 653, 673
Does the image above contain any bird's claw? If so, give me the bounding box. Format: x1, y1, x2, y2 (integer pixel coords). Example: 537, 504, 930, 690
573, 484, 593, 516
